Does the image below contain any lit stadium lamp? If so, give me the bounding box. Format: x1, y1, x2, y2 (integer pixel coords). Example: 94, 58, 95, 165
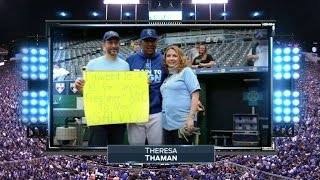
273, 65, 282, 73
292, 91, 299, 98
292, 116, 299, 123
292, 73, 300, 79
283, 73, 291, 79
92, 12, 99, 17
283, 116, 291, 123
292, 55, 300, 63
30, 91, 38, 98
30, 73, 38, 80
22, 48, 29, 54
274, 90, 282, 98
283, 64, 291, 72
39, 57, 47, 63
30, 65, 38, 73
22, 57, 29, 63
273, 56, 282, 63
283, 99, 291, 106
188, 12, 195, 20
60, 12, 67, 17
287, 99, 294, 107
274, 116, 282, 123
283, 47, 291, 54
124, 12, 131, 19
22, 73, 29, 79
292, 64, 300, 70
39, 49, 47, 55
283, 90, 291, 97
22, 65, 29, 72
252, 12, 260, 17
125, 12, 131, 17
103, 0, 139, 4
283, 55, 291, 62
273, 98, 282, 106
273, 73, 282, 80
273, 107, 282, 114
39, 108, 47, 115
283, 108, 291, 115
312, 46, 317, 53
192, 0, 228, 4
30, 49, 38, 55
292, 99, 300, 106
30, 117, 38, 124
22, 108, 29, 115
30, 108, 38, 115
30, 99, 38, 106
21, 117, 29, 124
221, 12, 227, 17
22, 91, 29, 97
39, 100, 47, 107
274, 48, 282, 55
292, 108, 300, 115
39, 116, 47, 123
39, 65, 47, 73
292, 47, 300, 54
39, 90, 47, 97
39, 74, 47, 80
22, 99, 29, 106
30, 57, 38, 63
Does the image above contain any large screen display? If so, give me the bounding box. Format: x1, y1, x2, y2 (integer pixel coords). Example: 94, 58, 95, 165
47, 22, 273, 155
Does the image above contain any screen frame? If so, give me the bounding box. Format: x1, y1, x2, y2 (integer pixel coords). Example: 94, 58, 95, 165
46, 20, 276, 153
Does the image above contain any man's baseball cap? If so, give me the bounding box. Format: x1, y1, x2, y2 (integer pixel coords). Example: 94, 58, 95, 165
103, 31, 120, 41
140, 28, 158, 40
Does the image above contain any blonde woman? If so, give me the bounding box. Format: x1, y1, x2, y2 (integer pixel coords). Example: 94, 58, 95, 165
161, 45, 201, 145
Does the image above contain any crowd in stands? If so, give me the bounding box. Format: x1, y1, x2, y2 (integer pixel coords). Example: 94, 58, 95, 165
0, 61, 45, 163
230, 61, 320, 179
0, 59, 319, 179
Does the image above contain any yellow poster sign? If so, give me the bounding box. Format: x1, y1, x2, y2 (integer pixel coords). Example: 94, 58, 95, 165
83, 71, 149, 126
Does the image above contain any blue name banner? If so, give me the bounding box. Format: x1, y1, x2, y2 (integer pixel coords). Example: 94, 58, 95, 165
108, 145, 214, 163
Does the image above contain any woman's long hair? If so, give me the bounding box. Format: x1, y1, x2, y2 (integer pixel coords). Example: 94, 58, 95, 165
162, 45, 188, 73
200, 44, 208, 62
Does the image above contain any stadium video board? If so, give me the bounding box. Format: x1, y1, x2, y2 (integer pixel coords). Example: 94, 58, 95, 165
46, 21, 274, 162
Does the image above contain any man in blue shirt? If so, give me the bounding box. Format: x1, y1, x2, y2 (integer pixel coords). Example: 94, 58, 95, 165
75, 30, 129, 146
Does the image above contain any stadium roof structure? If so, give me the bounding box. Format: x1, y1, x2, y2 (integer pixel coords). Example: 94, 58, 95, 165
0, 47, 8, 55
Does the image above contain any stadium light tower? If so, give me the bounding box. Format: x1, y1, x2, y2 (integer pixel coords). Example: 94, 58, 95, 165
192, 0, 228, 20
103, 0, 140, 20
20, 47, 49, 126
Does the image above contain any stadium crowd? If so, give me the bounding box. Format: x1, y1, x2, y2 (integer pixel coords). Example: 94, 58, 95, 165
0, 59, 319, 179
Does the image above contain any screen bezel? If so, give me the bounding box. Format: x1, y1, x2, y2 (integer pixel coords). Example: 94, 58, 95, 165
46, 20, 275, 152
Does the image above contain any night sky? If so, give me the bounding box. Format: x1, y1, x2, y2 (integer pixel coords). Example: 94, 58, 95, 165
0, 0, 319, 44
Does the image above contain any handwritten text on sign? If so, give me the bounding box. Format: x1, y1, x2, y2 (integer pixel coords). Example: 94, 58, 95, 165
83, 71, 149, 126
